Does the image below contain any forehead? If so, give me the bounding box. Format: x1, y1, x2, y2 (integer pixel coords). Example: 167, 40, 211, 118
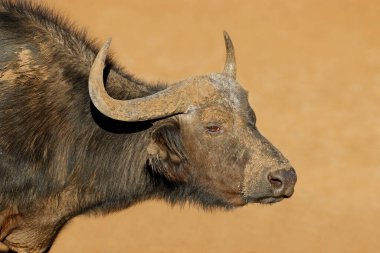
199, 104, 231, 122
207, 73, 249, 111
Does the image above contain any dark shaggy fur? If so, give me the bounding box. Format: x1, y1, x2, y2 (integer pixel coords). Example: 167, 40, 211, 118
0, 0, 233, 249
0, 0, 231, 218
0, 0, 223, 219
1, 0, 148, 210
0, 1, 291, 251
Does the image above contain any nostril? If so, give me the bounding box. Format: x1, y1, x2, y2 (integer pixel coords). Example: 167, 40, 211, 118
268, 174, 284, 189
267, 168, 297, 198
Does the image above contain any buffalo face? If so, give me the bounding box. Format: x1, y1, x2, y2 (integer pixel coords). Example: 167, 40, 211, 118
176, 75, 296, 207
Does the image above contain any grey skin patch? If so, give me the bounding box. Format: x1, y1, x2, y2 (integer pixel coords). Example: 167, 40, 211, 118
0, 40, 40, 66
208, 73, 248, 111
1, 47, 40, 80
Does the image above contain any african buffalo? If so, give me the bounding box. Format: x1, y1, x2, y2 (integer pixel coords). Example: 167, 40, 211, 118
0, 0, 296, 252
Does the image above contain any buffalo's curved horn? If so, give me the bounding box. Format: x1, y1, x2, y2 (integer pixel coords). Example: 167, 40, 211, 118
223, 31, 236, 79
89, 39, 208, 121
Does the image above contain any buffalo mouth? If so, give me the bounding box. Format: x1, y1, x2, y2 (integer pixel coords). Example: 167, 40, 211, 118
257, 197, 285, 204
245, 196, 286, 204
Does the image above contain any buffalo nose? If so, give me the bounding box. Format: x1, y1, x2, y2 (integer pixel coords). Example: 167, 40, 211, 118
268, 168, 297, 198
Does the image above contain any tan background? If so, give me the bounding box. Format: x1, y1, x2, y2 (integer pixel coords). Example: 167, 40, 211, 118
1, 0, 380, 252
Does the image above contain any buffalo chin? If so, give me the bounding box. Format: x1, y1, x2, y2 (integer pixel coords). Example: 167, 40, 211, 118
246, 196, 286, 205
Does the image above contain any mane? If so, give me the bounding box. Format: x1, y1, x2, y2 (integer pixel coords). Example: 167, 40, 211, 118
0, 0, 165, 208
0, 0, 149, 86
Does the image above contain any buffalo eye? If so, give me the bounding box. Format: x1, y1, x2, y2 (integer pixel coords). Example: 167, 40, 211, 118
206, 125, 223, 134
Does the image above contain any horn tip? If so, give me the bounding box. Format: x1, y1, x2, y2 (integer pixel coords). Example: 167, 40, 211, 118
103, 37, 112, 50
223, 30, 230, 40
222, 31, 234, 50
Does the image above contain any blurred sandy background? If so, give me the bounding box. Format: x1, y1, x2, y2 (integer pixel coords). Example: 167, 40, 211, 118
1, 0, 380, 252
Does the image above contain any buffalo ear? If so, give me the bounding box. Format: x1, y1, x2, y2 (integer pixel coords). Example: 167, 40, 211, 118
147, 120, 188, 182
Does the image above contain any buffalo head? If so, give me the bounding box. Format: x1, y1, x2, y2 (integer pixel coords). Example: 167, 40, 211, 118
88, 32, 297, 208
